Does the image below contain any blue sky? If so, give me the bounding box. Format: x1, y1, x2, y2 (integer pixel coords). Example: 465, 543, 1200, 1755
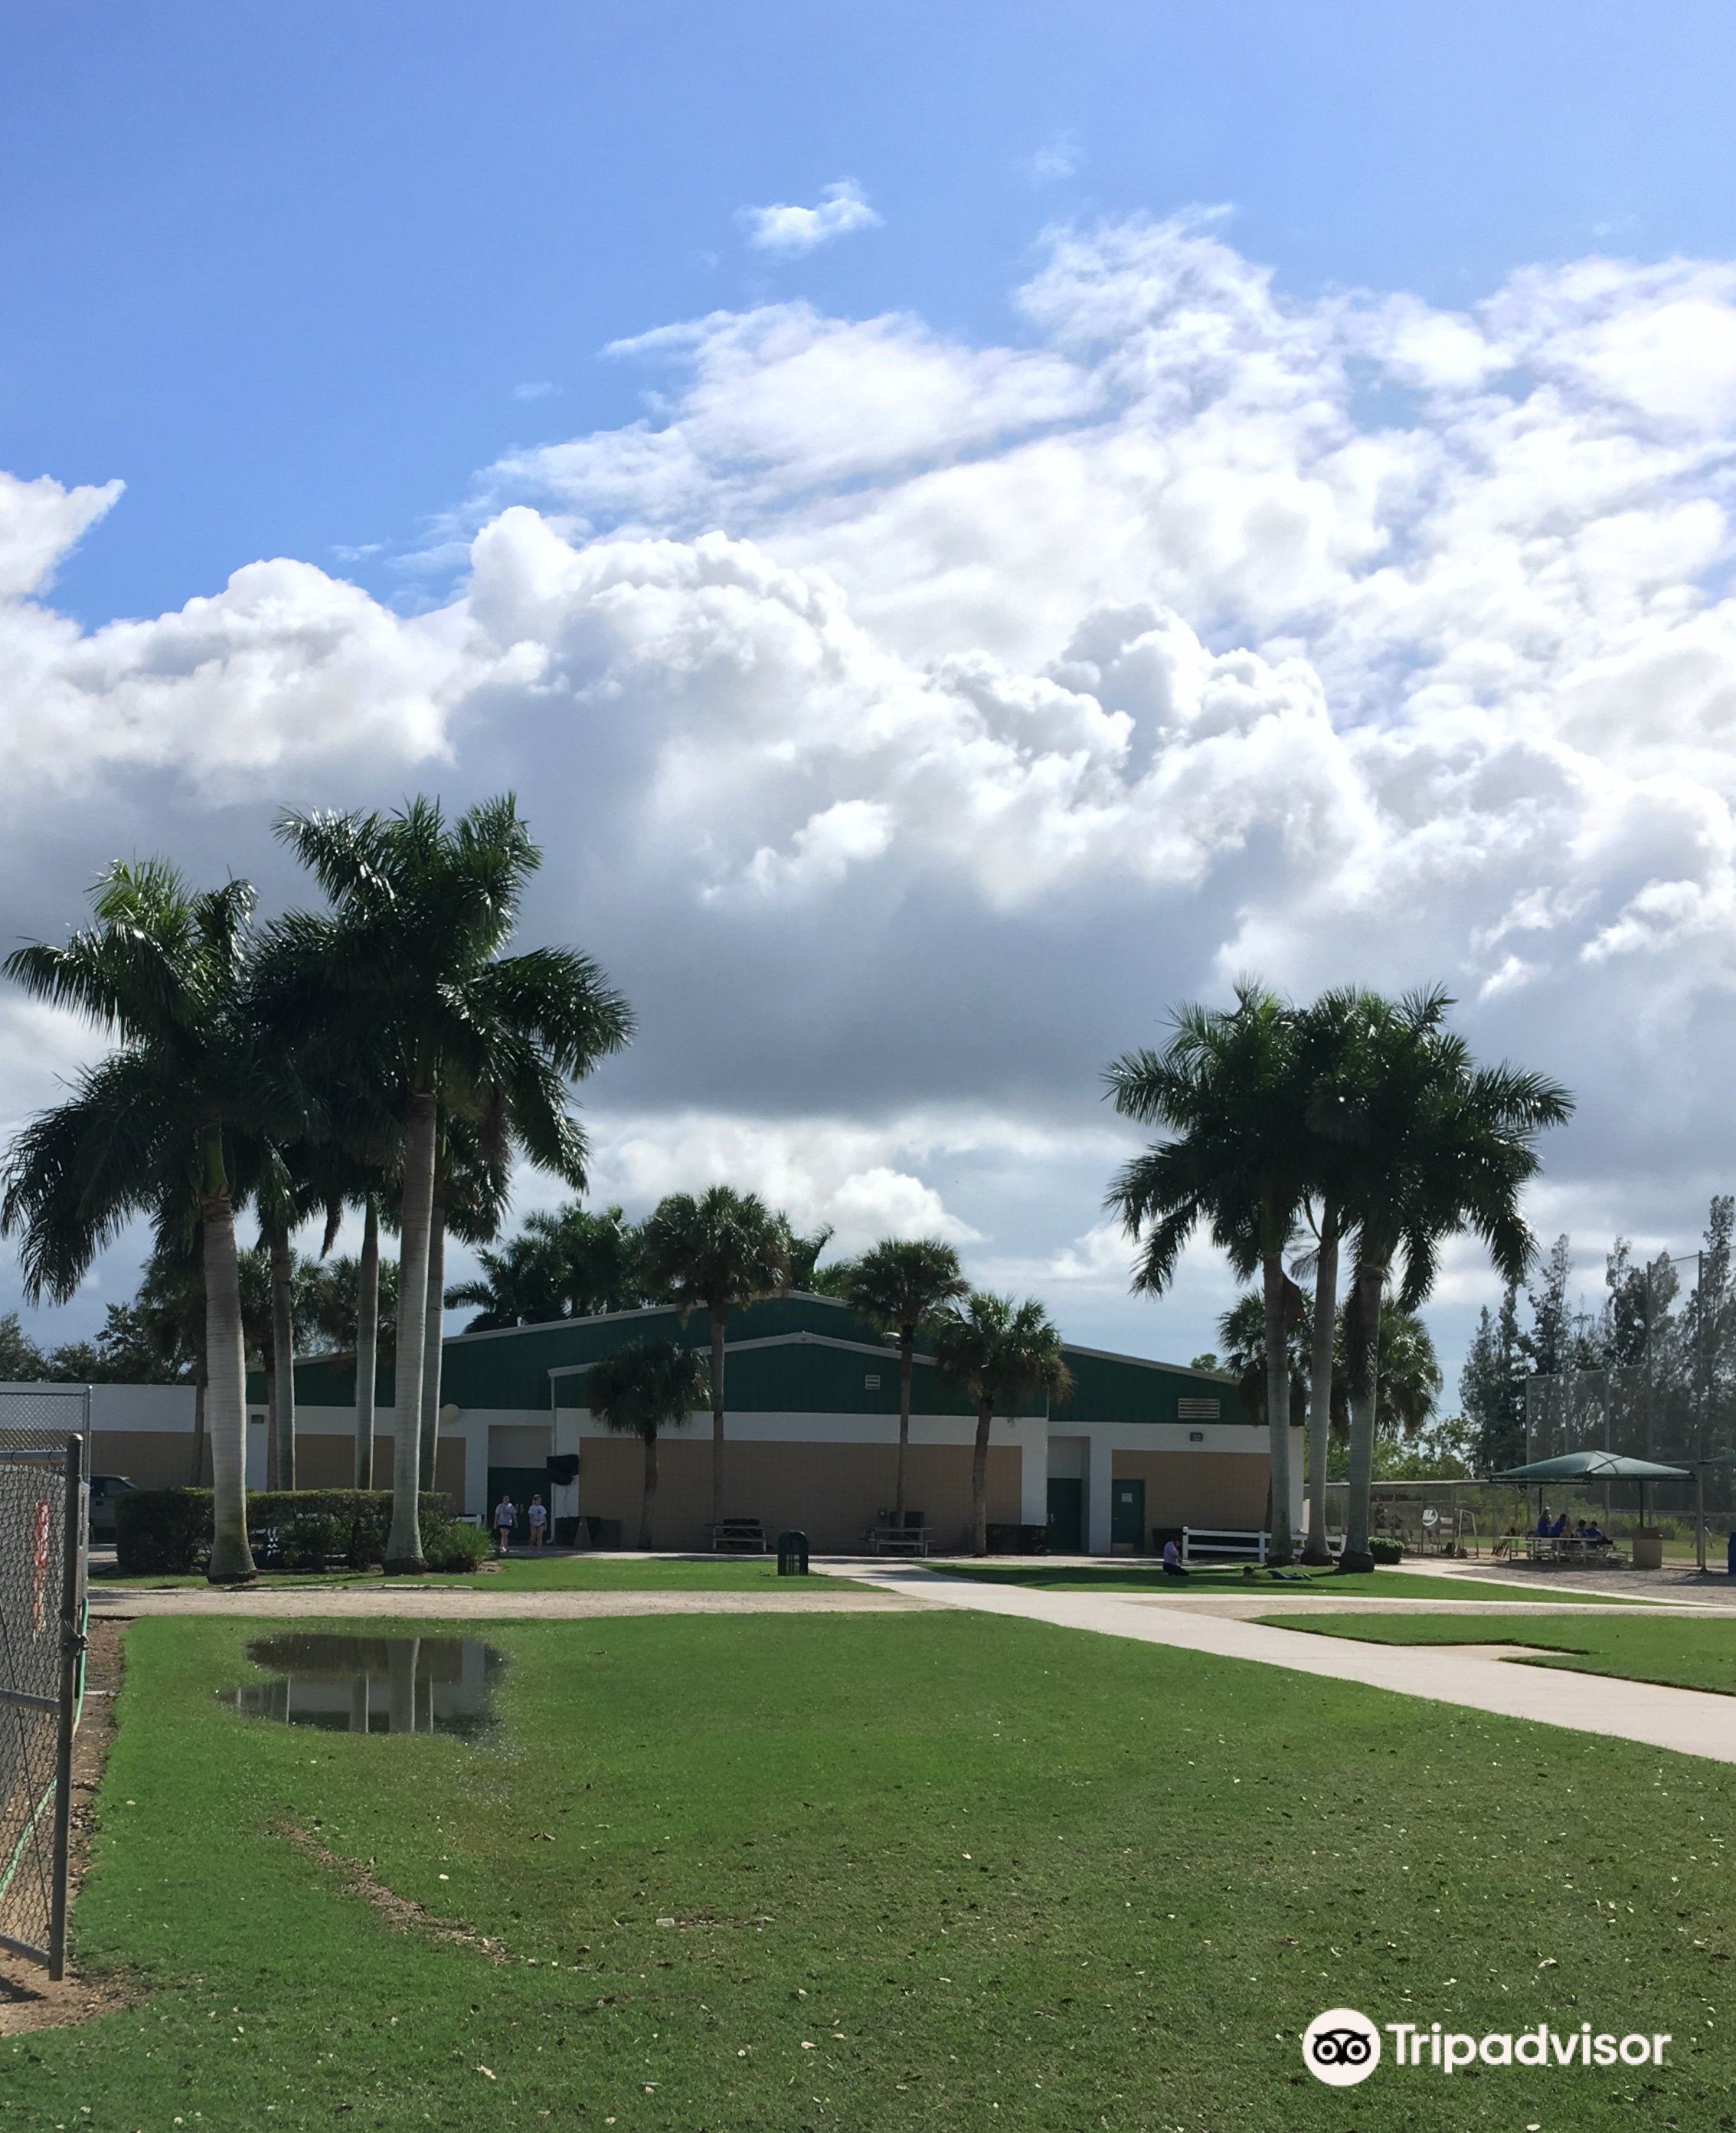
5, 4, 1736, 1378
11, 1, 1735, 626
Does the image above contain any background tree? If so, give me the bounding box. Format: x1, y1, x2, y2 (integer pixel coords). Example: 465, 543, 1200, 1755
842, 1238, 969, 1518
1324, 989, 1571, 1572
583, 1337, 711, 1549
0, 864, 313, 1581
933, 1292, 1071, 1554
1460, 1282, 1525, 1474
638, 1186, 790, 1530
272, 797, 631, 1572
446, 1202, 644, 1330
1105, 984, 1312, 1563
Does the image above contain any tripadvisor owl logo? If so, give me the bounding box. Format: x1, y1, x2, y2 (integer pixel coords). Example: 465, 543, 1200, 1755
1300, 2006, 1673, 2082
1302, 2008, 1381, 2086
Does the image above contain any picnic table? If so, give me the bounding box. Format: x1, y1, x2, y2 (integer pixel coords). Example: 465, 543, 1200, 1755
864, 1511, 929, 1557
708, 1518, 769, 1554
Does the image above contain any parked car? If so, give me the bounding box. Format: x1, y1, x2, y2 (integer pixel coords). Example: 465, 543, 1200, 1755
88, 1474, 139, 1540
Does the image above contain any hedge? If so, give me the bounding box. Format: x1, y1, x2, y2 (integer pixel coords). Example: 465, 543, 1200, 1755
115, 1488, 463, 1575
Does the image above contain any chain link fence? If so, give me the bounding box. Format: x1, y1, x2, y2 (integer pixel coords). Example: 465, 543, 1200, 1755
0, 1389, 88, 1978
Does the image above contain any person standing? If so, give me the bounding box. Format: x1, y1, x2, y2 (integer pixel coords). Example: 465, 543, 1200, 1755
493, 1493, 518, 1556
527, 1493, 548, 1552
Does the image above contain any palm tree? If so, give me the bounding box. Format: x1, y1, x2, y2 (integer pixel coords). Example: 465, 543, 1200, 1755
419, 1116, 509, 1493
638, 1186, 790, 1531
1322, 989, 1572, 1571
0, 865, 312, 1582
446, 1202, 644, 1330
584, 1337, 711, 1549
1105, 985, 1313, 1564
933, 1293, 1071, 1554
842, 1239, 969, 1518
273, 797, 633, 1572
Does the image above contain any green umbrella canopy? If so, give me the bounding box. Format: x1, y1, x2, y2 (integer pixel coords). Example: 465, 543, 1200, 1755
1499, 1451, 1691, 1482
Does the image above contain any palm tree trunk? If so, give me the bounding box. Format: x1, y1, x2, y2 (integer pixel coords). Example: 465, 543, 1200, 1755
1303, 1206, 1339, 1564
354, 1198, 379, 1489
417, 1193, 445, 1494
639, 1428, 658, 1551
894, 1327, 914, 1518
386, 1090, 437, 1572
1340, 1261, 1385, 1575
199, 1138, 256, 1582
188, 1328, 208, 1484
1261, 1245, 1295, 1566
970, 1395, 992, 1555
268, 1217, 296, 1492
708, 1305, 727, 1534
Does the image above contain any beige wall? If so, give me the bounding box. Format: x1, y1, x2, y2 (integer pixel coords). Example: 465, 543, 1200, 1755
579, 1434, 1022, 1553
93, 1428, 463, 1500
1110, 1448, 1270, 1535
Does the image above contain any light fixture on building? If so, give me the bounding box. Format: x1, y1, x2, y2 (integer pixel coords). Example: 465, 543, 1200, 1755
1188, 1429, 1205, 1442
864, 1374, 881, 1389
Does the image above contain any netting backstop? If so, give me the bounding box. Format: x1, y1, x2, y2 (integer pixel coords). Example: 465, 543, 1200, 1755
0, 1389, 88, 1978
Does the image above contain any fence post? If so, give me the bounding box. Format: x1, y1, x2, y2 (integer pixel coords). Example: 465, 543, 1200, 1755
47, 1430, 87, 1981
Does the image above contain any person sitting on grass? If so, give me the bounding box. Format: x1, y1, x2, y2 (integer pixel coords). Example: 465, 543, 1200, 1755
1160, 1537, 1188, 1579
527, 1493, 548, 1551
493, 1494, 518, 1556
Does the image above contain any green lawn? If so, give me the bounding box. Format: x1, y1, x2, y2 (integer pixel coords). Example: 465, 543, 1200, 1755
1255, 1609, 1736, 1696
937, 1561, 1638, 1604
93, 1557, 851, 1592
9, 1611, 1731, 2129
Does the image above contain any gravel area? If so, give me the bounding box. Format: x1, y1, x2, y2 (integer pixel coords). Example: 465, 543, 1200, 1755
87, 1586, 917, 1621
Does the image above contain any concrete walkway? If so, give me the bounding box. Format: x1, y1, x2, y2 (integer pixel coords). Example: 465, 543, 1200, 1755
87, 1585, 914, 1621
844, 1565, 1736, 1767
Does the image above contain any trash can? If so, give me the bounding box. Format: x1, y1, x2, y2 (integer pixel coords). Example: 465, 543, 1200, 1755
776, 1529, 809, 1577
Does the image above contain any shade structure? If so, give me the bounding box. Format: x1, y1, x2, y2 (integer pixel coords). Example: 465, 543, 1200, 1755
1498, 1451, 1691, 1483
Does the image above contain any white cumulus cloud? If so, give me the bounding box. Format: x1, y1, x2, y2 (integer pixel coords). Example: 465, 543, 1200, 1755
737, 179, 882, 257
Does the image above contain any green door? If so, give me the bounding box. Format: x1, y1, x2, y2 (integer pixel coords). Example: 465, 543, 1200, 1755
485, 1466, 551, 1549
1046, 1477, 1083, 1553
1110, 1477, 1146, 1552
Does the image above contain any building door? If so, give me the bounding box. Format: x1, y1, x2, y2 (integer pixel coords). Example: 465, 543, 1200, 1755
1110, 1477, 1146, 1553
485, 1466, 551, 1548
1046, 1477, 1083, 1554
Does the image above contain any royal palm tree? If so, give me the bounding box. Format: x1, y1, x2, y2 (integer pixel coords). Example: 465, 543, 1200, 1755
638, 1186, 790, 1531
1322, 990, 1571, 1571
842, 1238, 969, 1518
272, 797, 632, 1572
0, 865, 312, 1582
1105, 985, 1313, 1564
584, 1337, 711, 1549
933, 1292, 1071, 1554
418, 1116, 509, 1493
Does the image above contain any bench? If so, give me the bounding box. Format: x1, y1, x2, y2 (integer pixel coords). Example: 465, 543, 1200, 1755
708, 1518, 769, 1555
865, 1511, 929, 1557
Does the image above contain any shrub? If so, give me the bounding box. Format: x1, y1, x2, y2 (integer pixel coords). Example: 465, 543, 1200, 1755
423, 1520, 490, 1574
115, 1487, 458, 1575
1368, 1538, 1404, 1564
114, 1488, 212, 1575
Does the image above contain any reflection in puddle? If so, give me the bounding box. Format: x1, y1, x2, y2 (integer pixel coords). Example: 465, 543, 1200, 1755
219, 1634, 503, 1738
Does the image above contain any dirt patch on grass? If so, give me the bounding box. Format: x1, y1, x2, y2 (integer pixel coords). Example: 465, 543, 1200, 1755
278, 1822, 511, 1962
0, 1618, 136, 2036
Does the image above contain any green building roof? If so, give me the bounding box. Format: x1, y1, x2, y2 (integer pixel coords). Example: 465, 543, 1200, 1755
280, 1291, 1237, 1426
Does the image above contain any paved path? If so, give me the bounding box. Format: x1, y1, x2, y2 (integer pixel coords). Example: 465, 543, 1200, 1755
87, 1585, 914, 1621
844, 1565, 1736, 1767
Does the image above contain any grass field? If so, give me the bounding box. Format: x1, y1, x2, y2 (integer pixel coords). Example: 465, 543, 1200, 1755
937, 1562, 1642, 1604
1256, 1610, 1736, 1696
8, 1611, 1731, 2130
94, 1558, 852, 1592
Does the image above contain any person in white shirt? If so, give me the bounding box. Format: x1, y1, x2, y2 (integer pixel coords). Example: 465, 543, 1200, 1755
527, 1493, 548, 1551
492, 1496, 517, 1555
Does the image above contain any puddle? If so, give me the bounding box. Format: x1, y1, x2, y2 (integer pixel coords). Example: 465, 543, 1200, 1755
218, 1634, 503, 1739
